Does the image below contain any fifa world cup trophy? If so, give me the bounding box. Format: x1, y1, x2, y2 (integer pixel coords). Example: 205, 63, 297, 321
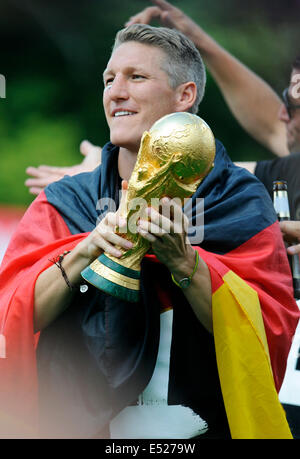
81, 112, 215, 302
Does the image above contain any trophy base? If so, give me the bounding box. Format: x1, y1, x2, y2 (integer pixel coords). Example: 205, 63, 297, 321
81, 253, 140, 303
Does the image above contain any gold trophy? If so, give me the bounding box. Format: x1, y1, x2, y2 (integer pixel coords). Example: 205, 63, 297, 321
81, 112, 215, 302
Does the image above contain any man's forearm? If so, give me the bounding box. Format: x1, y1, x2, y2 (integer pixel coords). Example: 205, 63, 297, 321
171, 250, 212, 333
191, 28, 288, 157
34, 248, 91, 332
33, 204, 131, 332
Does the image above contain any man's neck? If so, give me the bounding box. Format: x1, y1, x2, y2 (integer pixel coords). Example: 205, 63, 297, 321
118, 147, 138, 181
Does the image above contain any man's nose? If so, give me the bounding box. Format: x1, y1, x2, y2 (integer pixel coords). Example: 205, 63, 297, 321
108, 75, 129, 100
278, 103, 290, 123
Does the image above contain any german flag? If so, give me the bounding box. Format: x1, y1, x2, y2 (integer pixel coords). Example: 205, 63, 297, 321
196, 230, 296, 439
184, 140, 299, 438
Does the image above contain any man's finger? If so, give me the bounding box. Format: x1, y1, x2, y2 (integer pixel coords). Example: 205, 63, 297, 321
27, 165, 69, 176
147, 206, 172, 233
37, 165, 69, 174
80, 140, 93, 156
80, 140, 101, 156
280, 220, 300, 240
152, 0, 173, 11
137, 224, 157, 243
25, 175, 61, 187
97, 228, 131, 251
93, 232, 123, 257
106, 212, 126, 229
26, 167, 53, 178
28, 187, 43, 195
125, 7, 161, 26
138, 218, 165, 237
160, 197, 185, 230
287, 244, 300, 255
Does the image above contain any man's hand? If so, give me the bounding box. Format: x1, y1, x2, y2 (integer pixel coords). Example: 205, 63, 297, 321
75, 180, 132, 263
136, 196, 193, 274
280, 221, 300, 255
125, 0, 200, 41
25, 140, 102, 195
34, 180, 131, 332
137, 196, 213, 332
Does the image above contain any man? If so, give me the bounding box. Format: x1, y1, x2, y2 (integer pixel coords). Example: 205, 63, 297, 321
0, 24, 298, 439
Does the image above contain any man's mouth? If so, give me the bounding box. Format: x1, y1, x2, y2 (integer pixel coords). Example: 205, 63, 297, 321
113, 110, 137, 117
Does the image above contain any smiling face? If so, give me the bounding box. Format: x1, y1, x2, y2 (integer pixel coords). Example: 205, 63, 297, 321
103, 41, 182, 153
278, 68, 300, 153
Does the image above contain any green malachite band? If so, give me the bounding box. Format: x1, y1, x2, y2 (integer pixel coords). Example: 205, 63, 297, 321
81, 253, 140, 302
81, 266, 139, 302
99, 254, 140, 279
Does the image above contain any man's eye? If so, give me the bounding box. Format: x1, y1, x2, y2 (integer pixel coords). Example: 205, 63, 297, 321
105, 78, 114, 87
132, 74, 145, 80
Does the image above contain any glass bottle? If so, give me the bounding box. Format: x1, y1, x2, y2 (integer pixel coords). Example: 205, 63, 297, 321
273, 180, 300, 299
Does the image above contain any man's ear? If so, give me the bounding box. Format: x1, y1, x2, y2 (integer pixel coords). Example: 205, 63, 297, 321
175, 81, 197, 112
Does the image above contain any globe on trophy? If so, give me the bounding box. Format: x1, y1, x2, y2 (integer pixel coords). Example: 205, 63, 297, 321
81, 112, 216, 302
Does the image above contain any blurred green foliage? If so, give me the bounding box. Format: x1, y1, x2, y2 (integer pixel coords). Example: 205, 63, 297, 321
0, 0, 299, 207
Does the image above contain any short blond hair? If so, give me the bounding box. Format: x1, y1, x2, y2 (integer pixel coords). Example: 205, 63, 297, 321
113, 24, 206, 114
